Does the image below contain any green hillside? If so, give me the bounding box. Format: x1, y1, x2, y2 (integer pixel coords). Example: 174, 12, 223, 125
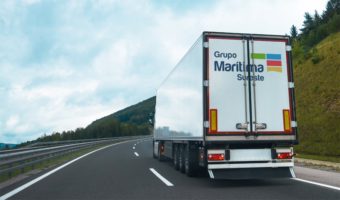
289, 0, 340, 159
293, 32, 340, 157
22, 97, 156, 145
90, 96, 155, 127
85, 96, 156, 138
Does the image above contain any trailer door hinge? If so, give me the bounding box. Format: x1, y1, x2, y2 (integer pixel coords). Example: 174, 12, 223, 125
291, 121, 297, 127
203, 42, 209, 48
288, 82, 295, 88
203, 80, 209, 87
204, 121, 209, 128
286, 45, 292, 51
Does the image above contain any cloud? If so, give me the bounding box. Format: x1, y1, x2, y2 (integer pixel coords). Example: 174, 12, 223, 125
5, 115, 19, 128
22, 0, 41, 5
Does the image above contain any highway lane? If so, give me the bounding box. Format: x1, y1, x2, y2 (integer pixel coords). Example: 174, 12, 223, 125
1, 138, 340, 200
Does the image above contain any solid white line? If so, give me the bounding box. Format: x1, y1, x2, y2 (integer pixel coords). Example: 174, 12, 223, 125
293, 178, 340, 191
149, 168, 174, 186
134, 152, 139, 157
0, 141, 129, 200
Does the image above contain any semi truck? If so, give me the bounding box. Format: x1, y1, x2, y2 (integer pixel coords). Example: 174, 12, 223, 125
153, 32, 298, 179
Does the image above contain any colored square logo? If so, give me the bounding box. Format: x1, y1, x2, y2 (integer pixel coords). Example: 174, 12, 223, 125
251, 53, 282, 72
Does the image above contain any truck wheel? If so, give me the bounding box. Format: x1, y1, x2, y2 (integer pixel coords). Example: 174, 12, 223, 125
173, 145, 180, 170
179, 145, 185, 173
185, 144, 198, 177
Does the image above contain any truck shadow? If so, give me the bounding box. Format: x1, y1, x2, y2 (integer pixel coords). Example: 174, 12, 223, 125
208, 178, 292, 188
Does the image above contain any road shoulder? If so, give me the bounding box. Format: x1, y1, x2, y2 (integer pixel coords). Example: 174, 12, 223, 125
294, 165, 340, 188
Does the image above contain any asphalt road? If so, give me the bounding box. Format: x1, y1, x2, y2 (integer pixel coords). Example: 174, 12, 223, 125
1, 138, 340, 200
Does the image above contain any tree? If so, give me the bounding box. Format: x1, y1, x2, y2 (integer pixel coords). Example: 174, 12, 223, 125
290, 25, 298, 38
329, 0, 340, 14
314, 10, 322, 26
300, 12, 314, 35
322, 0, 340, 22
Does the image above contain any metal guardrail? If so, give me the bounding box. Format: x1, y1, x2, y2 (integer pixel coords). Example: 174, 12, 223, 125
26, 137, 125, 147
0, 135, 151, 179
0, 137, 128, 155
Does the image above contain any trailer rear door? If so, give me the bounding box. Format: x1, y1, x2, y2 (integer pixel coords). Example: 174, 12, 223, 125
205, 33, 296, 141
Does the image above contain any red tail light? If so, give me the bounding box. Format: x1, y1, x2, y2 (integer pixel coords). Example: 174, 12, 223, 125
277, 152, 293, 159
208, 153, 225, 161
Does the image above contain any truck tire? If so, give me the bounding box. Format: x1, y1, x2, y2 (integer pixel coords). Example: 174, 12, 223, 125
179, 145, 185, 173
173, 145, 180, 170
184, 144, 198, 177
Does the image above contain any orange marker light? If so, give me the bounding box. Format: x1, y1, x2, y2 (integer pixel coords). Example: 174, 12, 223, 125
283, 109, 291, 132
210, 109, 218, 132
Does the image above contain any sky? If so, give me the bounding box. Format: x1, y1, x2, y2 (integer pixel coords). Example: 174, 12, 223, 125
0, 0, 328, 144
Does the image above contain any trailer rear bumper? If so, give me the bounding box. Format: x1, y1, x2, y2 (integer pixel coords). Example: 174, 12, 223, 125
207, 162, 295, 179
208, 162, 293, 169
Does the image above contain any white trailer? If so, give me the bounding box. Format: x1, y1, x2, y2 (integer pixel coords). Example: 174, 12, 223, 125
153, 32, 298, 179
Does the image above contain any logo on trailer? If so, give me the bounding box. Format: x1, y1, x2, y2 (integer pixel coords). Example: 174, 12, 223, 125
251, 53, 282, 73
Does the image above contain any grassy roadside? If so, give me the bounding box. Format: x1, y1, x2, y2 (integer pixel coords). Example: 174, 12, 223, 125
295, 153, 340, 172
293, 32, 340, 158
0, 143, 112, 184
296, 153, 340, 163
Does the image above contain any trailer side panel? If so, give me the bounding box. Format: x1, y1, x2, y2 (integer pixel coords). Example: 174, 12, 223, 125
154, 36, 204, 140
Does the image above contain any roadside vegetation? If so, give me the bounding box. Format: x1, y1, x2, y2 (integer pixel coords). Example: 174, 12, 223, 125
291, 0, 340, 160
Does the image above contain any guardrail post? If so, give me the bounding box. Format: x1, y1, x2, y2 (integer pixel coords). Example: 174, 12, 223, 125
21, 160, 25, 174
47, 154, 52, 166
8, 163, 13, 178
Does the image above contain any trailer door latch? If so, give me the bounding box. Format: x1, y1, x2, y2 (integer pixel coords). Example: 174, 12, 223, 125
236, 123, 248, 130
255, 123, 267, 130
